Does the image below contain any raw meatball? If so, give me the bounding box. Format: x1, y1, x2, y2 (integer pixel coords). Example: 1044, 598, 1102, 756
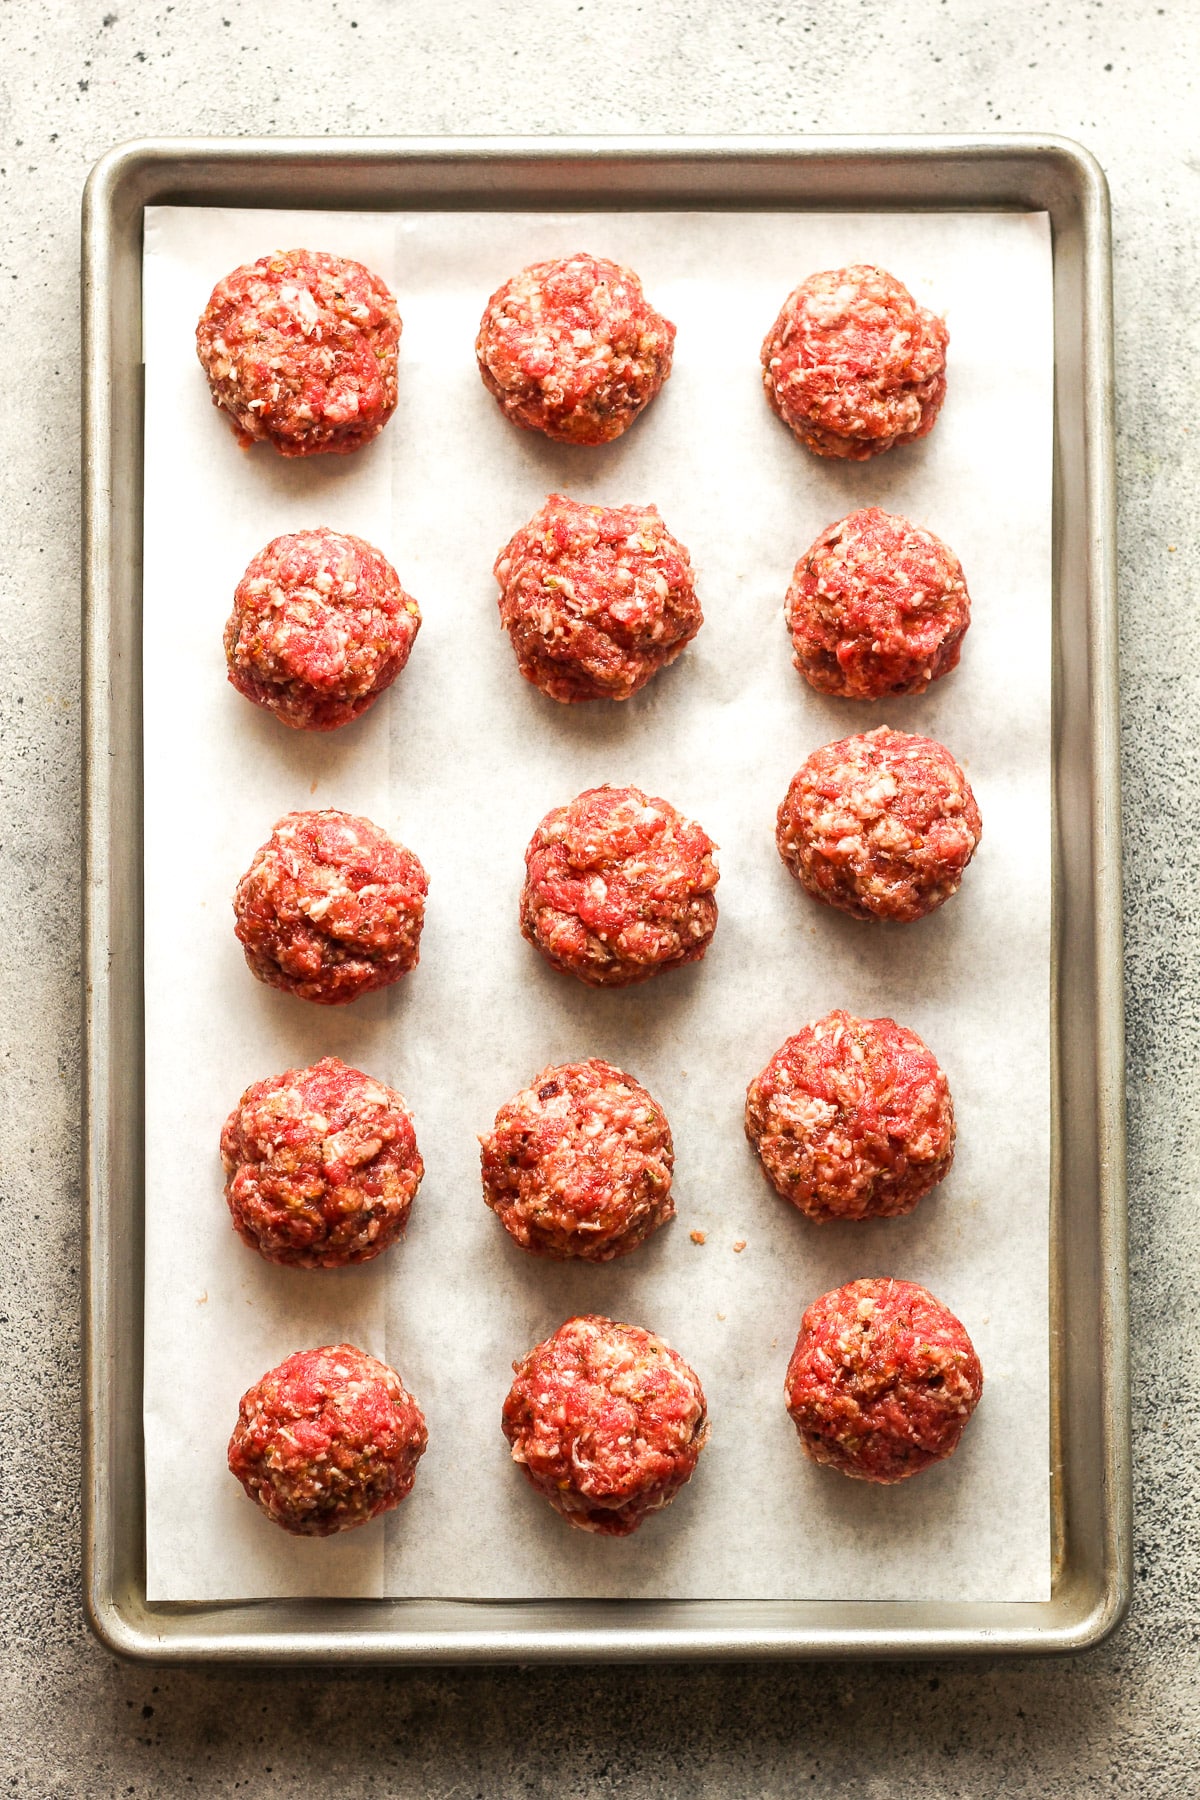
227, 1343, 427, 1535
784, 1278, 983, 1483
502, 1315, 709, 1535
520, 784, 719, 987
761, 265, 948, 461
481, 1059, 674, 1261
233, 809, 428, 1004
786, 508, 970, 700
476, 252, 675, 445
745, 1011, 954, 1222
224, 529, 421, 731
196, 248, 401, 456
494, 494, 702, 703
776, 727, 981, 923
221, 1056, 423, 1267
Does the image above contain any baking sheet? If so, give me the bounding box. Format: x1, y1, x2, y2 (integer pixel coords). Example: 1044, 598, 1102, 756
142, 204, 1052, 1604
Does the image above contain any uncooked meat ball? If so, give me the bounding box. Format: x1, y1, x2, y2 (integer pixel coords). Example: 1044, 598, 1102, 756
784, 1278, 983, 1483
476, 252, 675, 445
786, 508, 970, 700
494, 494, 702, 703
480, 1059, 674, 1261
228, 1343, 427, 1535
776, 727, 981, 923
224, 529, 421, 731
502, 1315, 709, 1535
520, 784, 719, 987
761, 265, 948, 460
745, 1011, 955, 1223
196, 249, 401, 456
233, 809, 428, 1004
221, 1056, 423, 1267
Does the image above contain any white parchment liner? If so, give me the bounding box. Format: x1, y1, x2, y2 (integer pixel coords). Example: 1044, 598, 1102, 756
143, 205, 1052, 1602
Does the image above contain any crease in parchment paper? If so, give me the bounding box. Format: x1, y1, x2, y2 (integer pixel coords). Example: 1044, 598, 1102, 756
142, 206, 1052, 1604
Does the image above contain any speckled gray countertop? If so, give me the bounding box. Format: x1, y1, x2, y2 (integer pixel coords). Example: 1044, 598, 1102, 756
1, 2, 1196, 1793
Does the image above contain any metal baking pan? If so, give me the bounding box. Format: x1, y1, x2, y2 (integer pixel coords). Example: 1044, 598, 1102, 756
81, 134, 1127, 1662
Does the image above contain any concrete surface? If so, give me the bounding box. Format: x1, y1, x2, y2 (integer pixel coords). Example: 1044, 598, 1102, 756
1, 1, 1196, 1793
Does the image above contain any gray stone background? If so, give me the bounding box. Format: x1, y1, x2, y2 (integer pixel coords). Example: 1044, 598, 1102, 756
1, 0, 1195, 1792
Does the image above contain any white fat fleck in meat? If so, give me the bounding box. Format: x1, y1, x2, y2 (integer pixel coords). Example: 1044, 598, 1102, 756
280, 284, 322, 334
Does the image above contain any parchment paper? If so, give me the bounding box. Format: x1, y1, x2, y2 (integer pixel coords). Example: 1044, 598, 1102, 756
143, 204, 1053, 1603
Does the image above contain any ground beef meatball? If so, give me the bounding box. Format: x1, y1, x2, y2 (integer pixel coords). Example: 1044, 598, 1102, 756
480, 1059, 674, 1261
493, 494, 702, 704
220, 1056, 423, 1267
520, 784, 719, 988
502, 1315, 709, 1535
786, 508, 970, 700
196, 249, 401, 456
776, 727, 981, 923
784, 1278, 983, 1483
224, 529, 421, 731
228, 1344, 427, 1535
233, 809, 428, 1004
475, 252, 675, 445
745, 1011, 954, 1223
761, 265, 948, 461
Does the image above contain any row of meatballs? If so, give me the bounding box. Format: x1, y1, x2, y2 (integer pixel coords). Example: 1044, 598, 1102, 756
234, 750, 981, 1010
229, 1287, 984, 1542
224, 1012, 955, 1271
224, 1030, 972, 1538
201, 250, 958, 725
222, 500, 971, 731
197, 248, 947, 461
